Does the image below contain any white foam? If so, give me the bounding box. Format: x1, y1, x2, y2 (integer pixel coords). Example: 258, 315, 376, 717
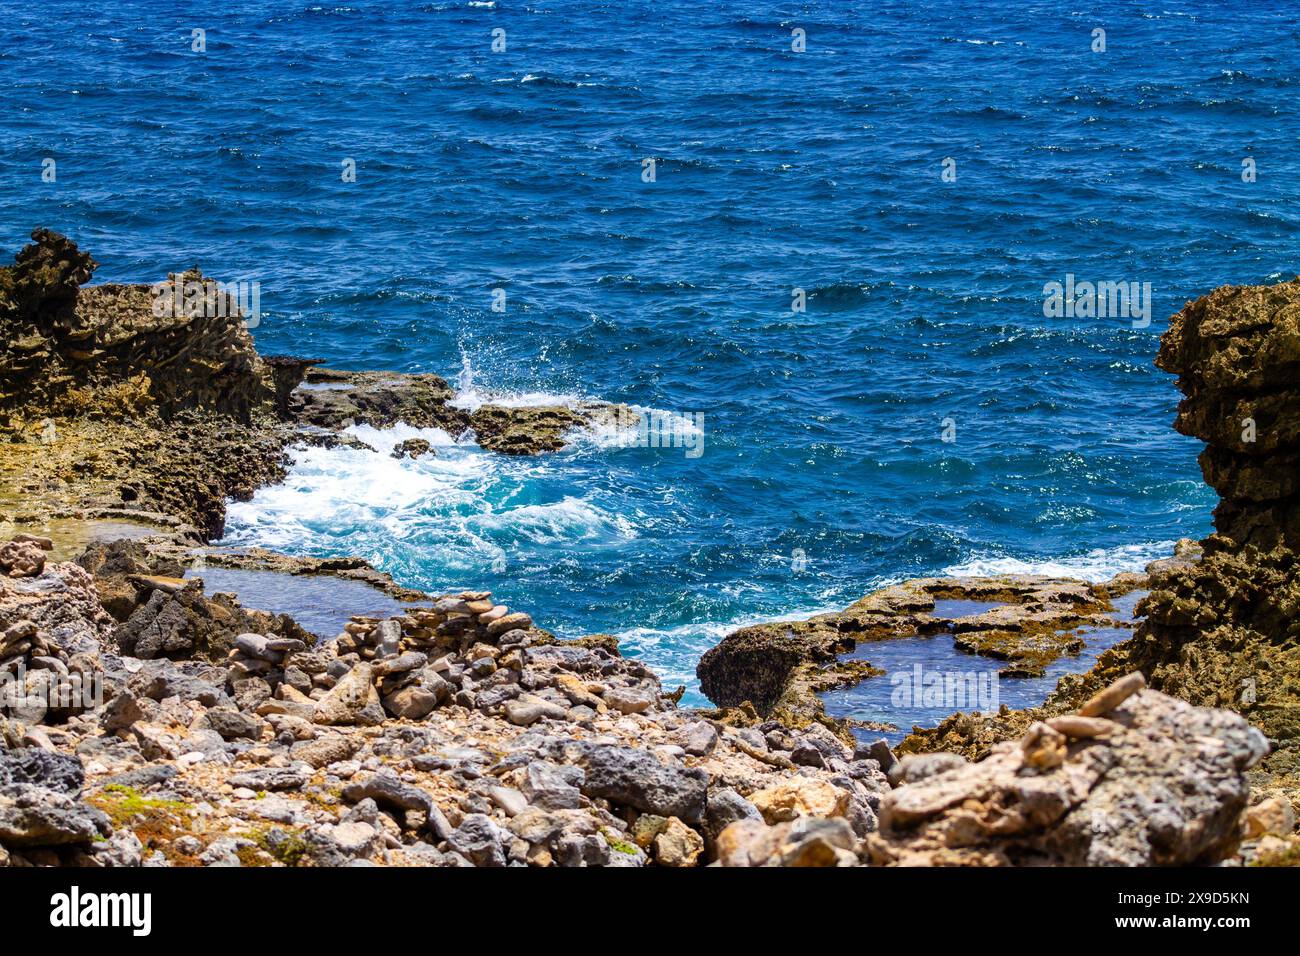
576, 404, 706, 452
941, 541, 1175, 583
449, 351, 587, 413
222, 423, 637, 562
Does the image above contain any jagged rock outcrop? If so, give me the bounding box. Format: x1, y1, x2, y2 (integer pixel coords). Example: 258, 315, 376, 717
1109, 280, 1300, 797
113, 577, 312, 663
1157, 280, 1300, 548
469, 405, 584, 455
0, 232, 639, 550
290, 368, 467, 433
0, 230, 272, 422
865, 679, 1268, 866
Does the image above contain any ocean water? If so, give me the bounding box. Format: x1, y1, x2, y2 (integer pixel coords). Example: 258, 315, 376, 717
5, 2, 1298, 703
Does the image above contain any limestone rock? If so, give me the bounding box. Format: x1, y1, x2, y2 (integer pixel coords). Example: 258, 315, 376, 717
750, 778, 850, 824
313, 663, 385, 726
868, 686, 1268, 866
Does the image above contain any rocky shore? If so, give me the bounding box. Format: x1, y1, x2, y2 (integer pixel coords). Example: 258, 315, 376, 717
1, 229, 1296, 867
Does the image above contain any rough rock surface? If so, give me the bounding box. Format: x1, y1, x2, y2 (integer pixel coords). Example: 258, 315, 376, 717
0, 230, 270, 421
868, 682, 1267, 866
0, 538, 901, 867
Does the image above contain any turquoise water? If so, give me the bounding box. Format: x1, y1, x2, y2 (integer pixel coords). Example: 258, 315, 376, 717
6, 2, 1297, 701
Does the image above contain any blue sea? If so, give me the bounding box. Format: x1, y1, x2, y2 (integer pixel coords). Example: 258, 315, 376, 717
4, 2, 1298, 704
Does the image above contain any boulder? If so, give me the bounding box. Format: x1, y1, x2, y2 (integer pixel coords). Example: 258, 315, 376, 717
576, 744, 707, 823
313, 663, 385, 726
868, 683, 1268, 866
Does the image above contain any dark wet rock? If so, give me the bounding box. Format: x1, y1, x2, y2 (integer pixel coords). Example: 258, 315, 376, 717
390, 438, 433, 460
469, 405, 582, 455
291, 368, 466, 433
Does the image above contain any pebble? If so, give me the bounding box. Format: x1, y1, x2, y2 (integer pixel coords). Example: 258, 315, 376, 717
1079, 671, 1147, 718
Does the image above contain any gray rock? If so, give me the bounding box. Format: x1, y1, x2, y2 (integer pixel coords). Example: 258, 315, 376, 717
705, 787, 762, 844
677, 721, 719, 756
99, 692, 146, 732
234, 633, 282, 663
373, 619, 403, 658
556, 831, 610, 867
129, 665, 227, 707
604, 685, 655, 715
382, 684, 439, 720
791, 739, 826, 768
227, 766, 310, 792
446, 813, 507, 867
291, 734, 357, 769
372, 651, 427, 677
521, 761, 584, 810
488, 786, 528, 817
199, 837, 248, 867
204, 708, 264, 741
888, 752, 967, 788
99, 765, 178, 790
86, 829, 144, 867
313, 663, 385, 726
0, 785, 110, 847
342, 772, 432, 819
577, 744, 707, 823
855, 737, 897, 776
0, 748, 84, 795
231, 677, 273, 712
504, 697, 566, 726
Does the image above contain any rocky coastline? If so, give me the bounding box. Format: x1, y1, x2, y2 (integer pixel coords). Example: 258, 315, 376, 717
1, 229, 1296, 868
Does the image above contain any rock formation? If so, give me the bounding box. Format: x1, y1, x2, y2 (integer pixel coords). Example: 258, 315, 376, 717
867, 676, 1267, 866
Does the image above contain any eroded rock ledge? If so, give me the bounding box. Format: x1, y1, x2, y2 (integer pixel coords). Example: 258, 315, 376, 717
0, 229, 623, 544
